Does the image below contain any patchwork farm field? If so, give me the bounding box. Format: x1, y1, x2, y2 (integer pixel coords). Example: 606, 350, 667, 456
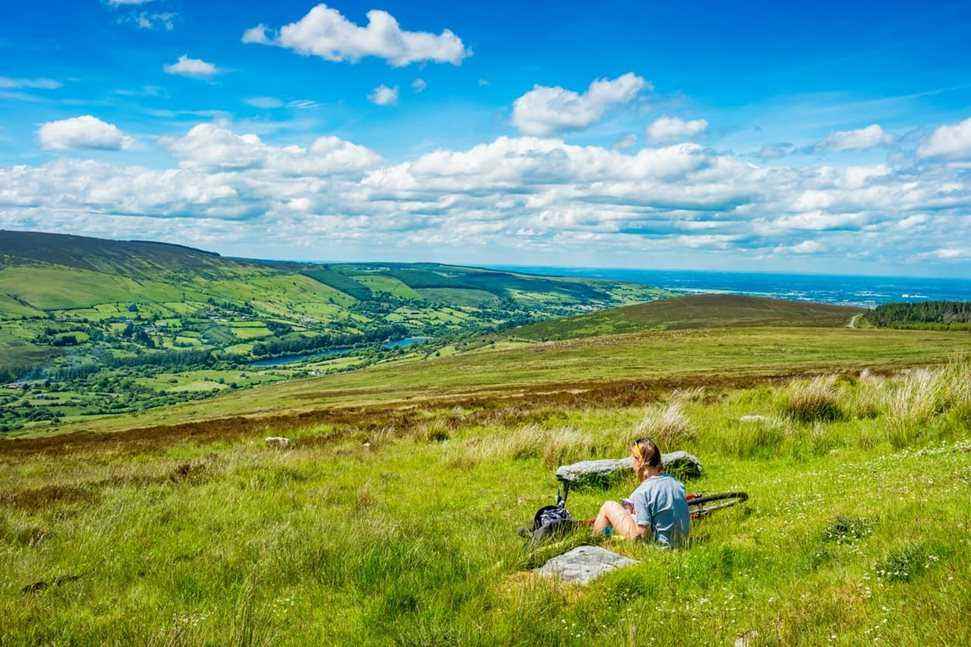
0, 230, 665, 434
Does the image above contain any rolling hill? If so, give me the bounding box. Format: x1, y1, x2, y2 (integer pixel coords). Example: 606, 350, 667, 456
0, 229, 665, 431
502, 293, 864, 341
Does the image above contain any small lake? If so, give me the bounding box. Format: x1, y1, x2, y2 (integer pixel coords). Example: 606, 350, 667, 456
383, 336, 429, 349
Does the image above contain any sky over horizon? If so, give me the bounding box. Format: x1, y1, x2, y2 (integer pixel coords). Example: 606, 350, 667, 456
1, 1, 970, 277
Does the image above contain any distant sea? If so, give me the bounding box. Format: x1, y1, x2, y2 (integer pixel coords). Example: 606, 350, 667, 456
487, 266, 971, 308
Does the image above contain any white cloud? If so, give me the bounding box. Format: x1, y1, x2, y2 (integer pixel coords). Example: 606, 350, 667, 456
819, 124, 892, 151
646, 116, 708, 142
613, 134, 637, 150
793, 240, 824, 254
162, 123, 381, 175
929, 247, 969, 260
0, 77, 61, 89
244, 4, 468, 67
163, 55, 220, 78
241, 24, 270, 44
7, 122, 970, 268
245, 96, 284, 109
917, 117, 971, 160
411, 78, 427, 93
512, 73, 648, 136
38, 116, 135, 151
368, 84, 398, 106
757, 143, 797, 159
135, 12, 176, 30
287, 99, 319, 110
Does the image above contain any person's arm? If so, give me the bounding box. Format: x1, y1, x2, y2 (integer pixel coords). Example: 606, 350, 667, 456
631, 490, 653, 541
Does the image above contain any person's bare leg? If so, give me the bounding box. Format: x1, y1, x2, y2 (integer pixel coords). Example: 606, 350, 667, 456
592, 501, 642, 539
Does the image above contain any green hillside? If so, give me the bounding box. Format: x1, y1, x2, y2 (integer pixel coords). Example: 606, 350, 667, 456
2, 314, 969, 644
504, 293, 864, 341
0, 230, 665, 432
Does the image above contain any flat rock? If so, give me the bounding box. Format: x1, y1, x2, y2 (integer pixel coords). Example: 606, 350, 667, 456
265, 436, 291, 449
555, 450, 702, 487
534, 545, 637, 584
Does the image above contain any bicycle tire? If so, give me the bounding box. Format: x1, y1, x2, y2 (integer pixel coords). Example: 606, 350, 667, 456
688, 491, 748, 518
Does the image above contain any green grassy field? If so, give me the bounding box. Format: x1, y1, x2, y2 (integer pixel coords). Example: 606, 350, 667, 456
42, 323, 971, 437
1, 363, 968, 644
2, 234, 969, 643
505, 294, 863, 341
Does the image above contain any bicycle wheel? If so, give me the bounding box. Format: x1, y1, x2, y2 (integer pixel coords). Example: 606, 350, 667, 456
688, 491, 748, 518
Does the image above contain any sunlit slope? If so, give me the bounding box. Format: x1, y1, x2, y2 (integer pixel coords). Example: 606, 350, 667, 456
0, 230, 659, 316
55, 325, 971, 435
505, 294, 864, 341
0, 230, 662, 380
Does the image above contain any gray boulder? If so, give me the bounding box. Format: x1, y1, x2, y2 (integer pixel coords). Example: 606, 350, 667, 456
265, 436, 291, 449
555, 450, 702, 488
534, 545, 637, 584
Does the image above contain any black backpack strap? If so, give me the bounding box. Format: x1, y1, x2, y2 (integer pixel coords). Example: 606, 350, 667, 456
556, 478, 571, 506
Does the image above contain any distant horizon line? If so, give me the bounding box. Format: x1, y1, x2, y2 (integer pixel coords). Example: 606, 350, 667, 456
2, 226, 968, 284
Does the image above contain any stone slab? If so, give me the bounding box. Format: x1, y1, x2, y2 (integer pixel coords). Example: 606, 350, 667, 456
555, 450, 702, 487
534, 545, 637, 584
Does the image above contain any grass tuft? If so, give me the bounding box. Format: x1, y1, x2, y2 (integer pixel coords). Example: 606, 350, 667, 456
634, 402, 696, 448
782, 375, 842, 422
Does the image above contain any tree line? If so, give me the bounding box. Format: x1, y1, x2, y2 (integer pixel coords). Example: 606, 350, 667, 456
865, 301, 971, 328
250, 324, 409, 358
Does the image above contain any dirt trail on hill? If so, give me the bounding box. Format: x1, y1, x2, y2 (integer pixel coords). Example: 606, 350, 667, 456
0, 365, 908, 458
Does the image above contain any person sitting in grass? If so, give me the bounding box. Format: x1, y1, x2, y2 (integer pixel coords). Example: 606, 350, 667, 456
592, 437, 690, 547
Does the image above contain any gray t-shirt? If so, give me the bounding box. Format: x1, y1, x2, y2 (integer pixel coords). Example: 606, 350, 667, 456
630, 473, 690, 547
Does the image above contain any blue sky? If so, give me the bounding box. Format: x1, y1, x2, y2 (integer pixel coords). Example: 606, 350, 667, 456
1, 1, 970, 276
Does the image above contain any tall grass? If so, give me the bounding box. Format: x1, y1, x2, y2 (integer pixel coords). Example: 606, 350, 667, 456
634, 401, 696, 448
781, 375, 842, 422
884, 363, 971, 447
444, 424, 621, 469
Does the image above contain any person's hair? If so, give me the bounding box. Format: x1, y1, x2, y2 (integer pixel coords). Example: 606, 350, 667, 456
631, 437, 662, 468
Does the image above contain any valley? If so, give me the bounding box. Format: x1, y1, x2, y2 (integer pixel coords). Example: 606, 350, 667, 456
0, 230, 663, 433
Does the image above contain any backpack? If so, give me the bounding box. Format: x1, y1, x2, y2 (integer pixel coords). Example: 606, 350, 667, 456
520, 485, 575, 543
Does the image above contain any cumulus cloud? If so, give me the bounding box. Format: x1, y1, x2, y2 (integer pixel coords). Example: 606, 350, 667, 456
0, 77, 62, 90
411, 78, 427, 93
368, 84, 398, 106
646, 116, 708, 142
819, 124, 892, 151
7, 122, 970, 267
38, 116, 135, 151
917, 116, 971, 160
163, 55, 220, 78
161, 123, 381, 175
243, 4, 468, 67
512, 73, 648, 136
